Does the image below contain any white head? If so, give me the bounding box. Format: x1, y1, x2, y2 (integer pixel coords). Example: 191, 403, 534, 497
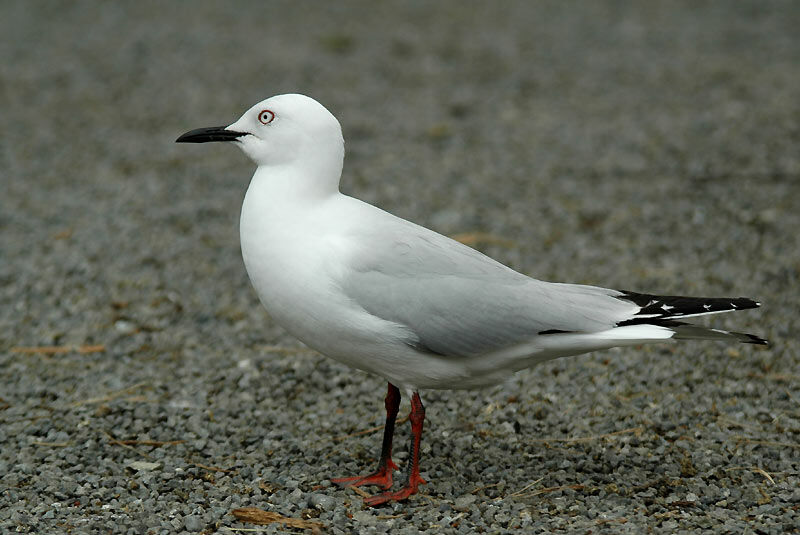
177, 94, 345, 192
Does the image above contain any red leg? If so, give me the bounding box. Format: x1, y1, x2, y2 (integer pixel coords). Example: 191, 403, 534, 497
363, 391, 427, 507
331, 383, 400, 490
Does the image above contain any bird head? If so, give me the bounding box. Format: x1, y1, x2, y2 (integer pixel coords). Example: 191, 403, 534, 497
176, 93, 344, 170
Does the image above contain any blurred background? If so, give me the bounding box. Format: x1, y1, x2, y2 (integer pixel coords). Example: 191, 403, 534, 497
1, 1, 798, 533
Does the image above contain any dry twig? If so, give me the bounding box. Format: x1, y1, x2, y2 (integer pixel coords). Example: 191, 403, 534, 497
726, 466, 777, 485
717, 417, 761, 431
191, 462, 235, 473
230, 507, 322, 534
102, 430, 150, 458
471, 482, 501, 494
70, 382, 149, 407
503, 477, 545, 499
348, 486, 372, 499
519, 484, 586, 498
733, 437, 800, 449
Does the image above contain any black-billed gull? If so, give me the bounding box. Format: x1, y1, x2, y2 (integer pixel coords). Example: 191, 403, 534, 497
177, 94, 766, 506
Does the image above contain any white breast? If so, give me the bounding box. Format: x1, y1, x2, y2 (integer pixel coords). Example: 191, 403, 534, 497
238, 176, 411, 375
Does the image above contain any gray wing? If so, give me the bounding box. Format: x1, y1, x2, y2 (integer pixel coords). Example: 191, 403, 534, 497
339, 217, 638, 357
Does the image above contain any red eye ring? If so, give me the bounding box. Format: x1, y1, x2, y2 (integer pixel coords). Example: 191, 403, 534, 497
258, 109, 275, 124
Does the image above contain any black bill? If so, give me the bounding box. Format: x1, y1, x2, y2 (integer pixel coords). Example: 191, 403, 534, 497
175, 126, 247, 143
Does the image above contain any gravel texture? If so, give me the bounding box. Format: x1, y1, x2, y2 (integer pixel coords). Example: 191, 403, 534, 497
2, 1, 799, 533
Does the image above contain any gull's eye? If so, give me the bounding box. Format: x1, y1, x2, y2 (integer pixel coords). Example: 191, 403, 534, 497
258, 109, 275, 125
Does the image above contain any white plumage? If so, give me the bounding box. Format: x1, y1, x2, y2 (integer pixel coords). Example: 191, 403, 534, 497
177, 93, 766, 505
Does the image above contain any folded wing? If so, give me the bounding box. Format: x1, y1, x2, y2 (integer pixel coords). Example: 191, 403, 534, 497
339, 218, 639, 357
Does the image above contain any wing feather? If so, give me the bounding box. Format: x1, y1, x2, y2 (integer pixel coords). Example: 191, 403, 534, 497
338, 218, 637, 357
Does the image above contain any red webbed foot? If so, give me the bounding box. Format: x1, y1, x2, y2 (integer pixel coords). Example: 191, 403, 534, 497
362, 472, 427, 507
330, 459, 399, 490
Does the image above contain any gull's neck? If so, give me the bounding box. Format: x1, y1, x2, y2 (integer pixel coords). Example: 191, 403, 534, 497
248, 145, 344, 203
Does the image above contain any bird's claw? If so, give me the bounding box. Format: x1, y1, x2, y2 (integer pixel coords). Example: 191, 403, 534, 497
331, 460, 398, 490
361, 474, 427, 507
362, 483, 423, 507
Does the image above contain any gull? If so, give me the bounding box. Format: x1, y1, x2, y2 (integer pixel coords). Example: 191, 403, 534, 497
177, 94, 767, 506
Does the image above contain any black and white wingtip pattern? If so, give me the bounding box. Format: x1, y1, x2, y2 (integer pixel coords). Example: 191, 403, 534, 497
615, 290, 768, 346
617, 290, 760, 323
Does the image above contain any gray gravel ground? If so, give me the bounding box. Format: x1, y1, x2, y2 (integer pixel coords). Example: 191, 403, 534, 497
2, 1, 799, 533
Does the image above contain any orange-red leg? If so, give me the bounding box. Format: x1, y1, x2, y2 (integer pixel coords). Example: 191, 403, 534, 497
363, 391, 427, 506
331, 383, 400, 490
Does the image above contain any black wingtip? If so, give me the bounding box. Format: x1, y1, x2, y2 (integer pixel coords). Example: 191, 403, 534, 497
730, 297, 761, 311
616, 290, 764, 325
743, 333, 770, 346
